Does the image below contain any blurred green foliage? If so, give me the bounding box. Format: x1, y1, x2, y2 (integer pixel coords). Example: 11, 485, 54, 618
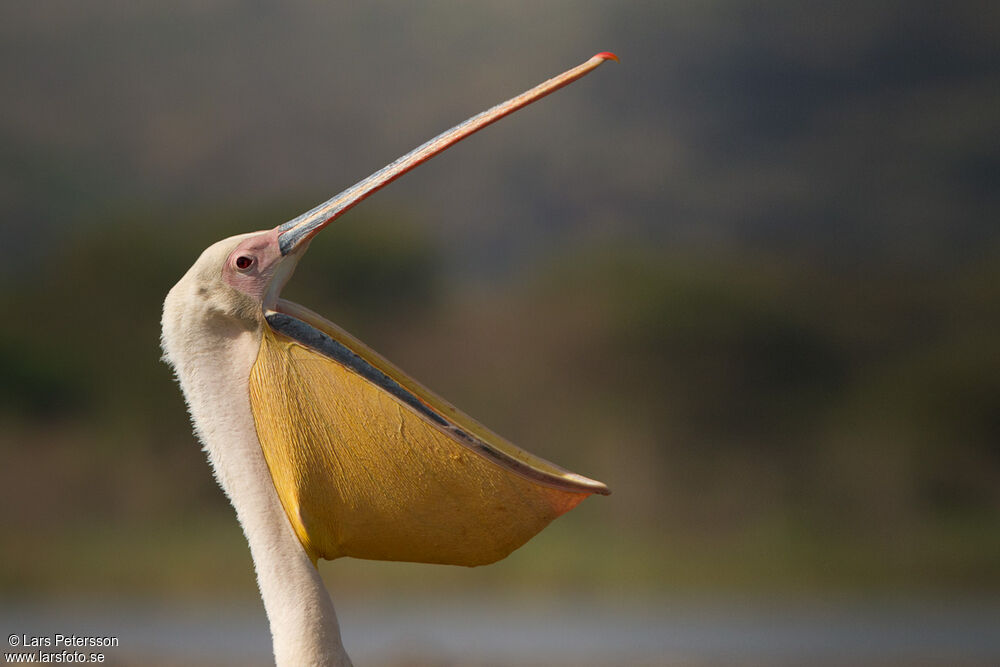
1, 202, 998, 598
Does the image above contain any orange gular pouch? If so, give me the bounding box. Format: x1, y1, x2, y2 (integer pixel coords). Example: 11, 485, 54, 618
248, 300, 609, 566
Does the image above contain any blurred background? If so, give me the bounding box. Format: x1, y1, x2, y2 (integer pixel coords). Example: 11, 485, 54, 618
2, 1, 999, 665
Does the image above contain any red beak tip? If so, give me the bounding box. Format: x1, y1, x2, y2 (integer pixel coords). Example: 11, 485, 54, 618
594, 51, 619, 63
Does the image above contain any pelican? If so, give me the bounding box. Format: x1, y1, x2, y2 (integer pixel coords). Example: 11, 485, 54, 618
161, 53, 615, 666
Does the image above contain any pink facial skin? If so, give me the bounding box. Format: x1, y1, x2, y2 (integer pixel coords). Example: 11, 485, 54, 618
222, 228, 285, 303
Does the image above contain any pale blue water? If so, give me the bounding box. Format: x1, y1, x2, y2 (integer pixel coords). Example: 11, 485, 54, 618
2, 595, 998, 665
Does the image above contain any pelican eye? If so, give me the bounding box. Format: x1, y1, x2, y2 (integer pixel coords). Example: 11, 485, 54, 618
235, 255, 255, 271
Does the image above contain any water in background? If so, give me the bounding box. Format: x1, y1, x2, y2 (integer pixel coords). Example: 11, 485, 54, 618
3, 594, 999, 666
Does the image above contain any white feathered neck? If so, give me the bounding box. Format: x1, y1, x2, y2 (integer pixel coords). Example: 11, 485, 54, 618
161, 236, 352, 666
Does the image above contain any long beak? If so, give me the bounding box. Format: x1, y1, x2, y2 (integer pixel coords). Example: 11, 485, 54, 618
275, 52, 617, 256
